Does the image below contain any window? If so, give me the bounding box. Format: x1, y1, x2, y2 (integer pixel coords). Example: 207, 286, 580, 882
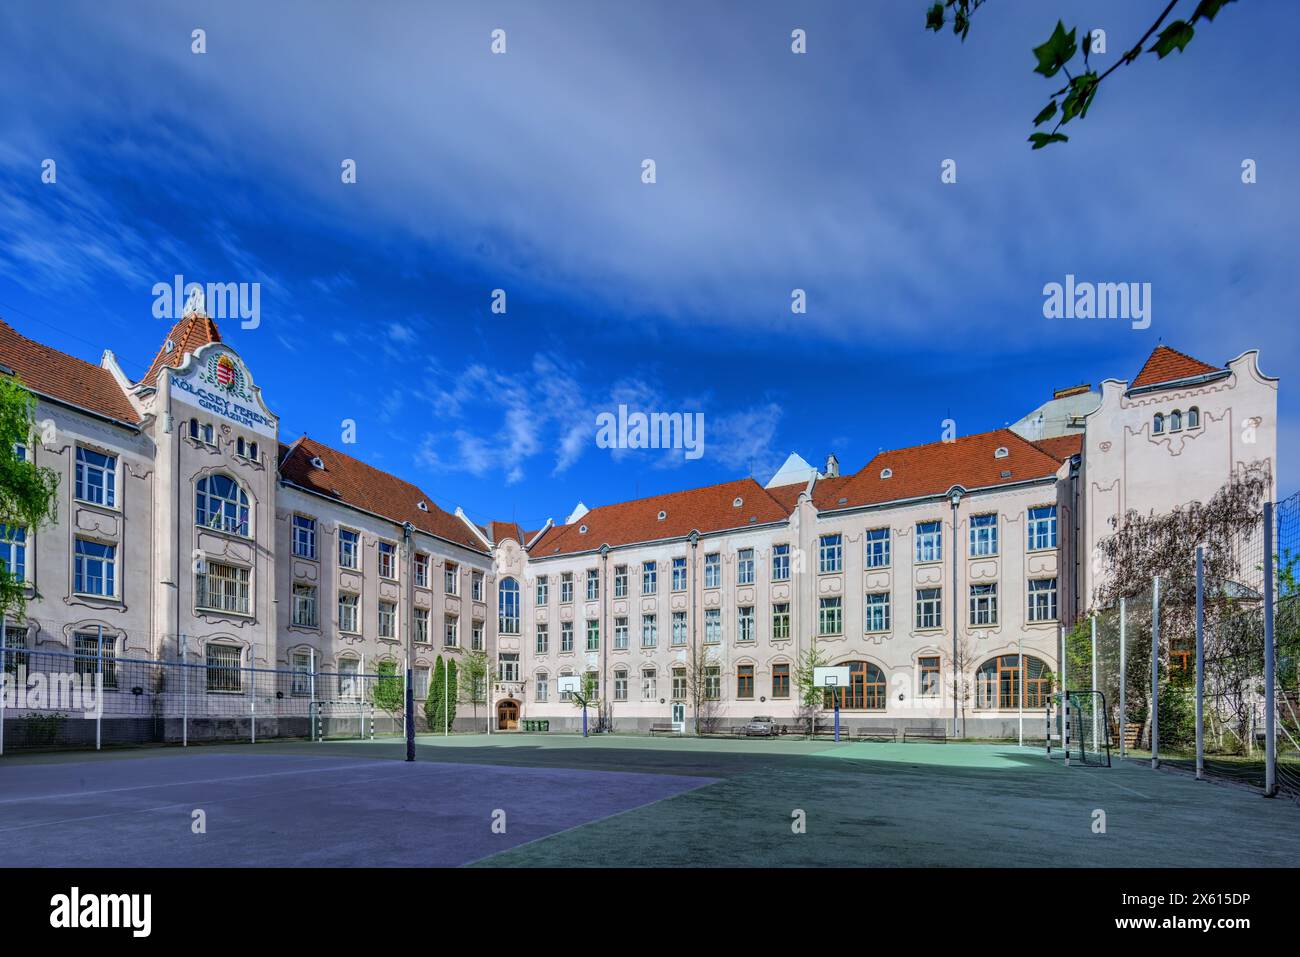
378, 600, 397, 639
338, 658, 360, 700
414, 608, 430, 644
293, 515, 317, 559
1187, 406, 1200, 429
0, 525, 26, 583
444, 615, 460, 647
915, 587, 942, 629
704, 553, 721, 589
235, 436, 259, 460
642, 560, 657, 595
915, 520, 942, 563
704, 666, 721, 700
737, 606, 755, 643
772, 663, 791, 699
704, 608, 721, 644
74, 539, 116, 596
641, 614, 657, 648
3, 623, 28, 674
819, 534, 842, 574
919, 657, 941, 697
414, 552, 429, 588
377, 541, 396, 579
560, 572, 574, 604
864, 592, 891, 632
614, 668, 628, 701
642, 667, 657, 701
472, 571, 484, 601
189, 418, 215, 445
536, 575, 549, 605
586, 568, 600, 600
75, 447, 116, 507
1169, 409, 1183, 432
1027, 505, 1057, 551
737, 664, 754, 699
976, 654, 1051, 709
414, 666, 431, 700
444, 561, 459, 594
737, 548, 755, 585
196, 474, 249, 536
671, 610, 687, 646
338, 594, 359, 633
969, 583, 998, 626
498, 577, 520, 634
969, 513, 998, 557
584, 670, 600, 702
498, 654, 520, 683
291, 652, 311, 696
1153, 413, 1165, 434
1028, 578, 1058, 622
560, 621, 574, 652
74, 631, 117, 689
535, 672, 549, 702
672, 556, 687, 591
614, 617, 629, 649
586, 619, 600, 651
338, 528, 360, 570
865, 527, 890, 568
535, 623, 549, 654
205, 643, 242, 693
613, 565, 627, 597
471, 622, 484, 651
197, 561, 250, 614
771, 543, 790, 582
819, 597, 842, 635
772, 603, 790, 639
824, 661, 886, 710
672, 667, 687, 700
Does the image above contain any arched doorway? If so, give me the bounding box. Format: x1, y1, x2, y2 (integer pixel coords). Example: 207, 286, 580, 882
497, 699, 519, 730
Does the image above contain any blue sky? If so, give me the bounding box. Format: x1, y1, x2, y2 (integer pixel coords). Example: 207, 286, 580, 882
0, 0, 1295, 529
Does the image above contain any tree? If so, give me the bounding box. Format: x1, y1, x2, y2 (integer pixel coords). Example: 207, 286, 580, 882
792, 645, 829, 734
950, 632, 978, 738
445, 657, 458, 730
0, 375, 59, 619
425, 656, 446, 732
458, 648, 491, 732
371, 660, 404, 725
683, 642, 722, 734
923, 0, 1240, 149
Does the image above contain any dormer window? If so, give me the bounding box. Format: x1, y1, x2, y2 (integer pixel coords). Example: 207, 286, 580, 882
164, 338, 175, 353
416, 501, 429, 512
310, 456, 325, 470
657, 510, 667, 521
880, 468, 893, 479
733, 497, 743, 508
994, 447, 1009, 459
578, 524, 588, 534
1153, 413, 1165, 434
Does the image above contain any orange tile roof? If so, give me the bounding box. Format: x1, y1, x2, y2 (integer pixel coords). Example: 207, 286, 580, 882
831, 429, 1063, 511
0, 317, 139, 424
1031, 433, 1084, 462
487, 521, 524, 545
1131, 345, 1219, 389
528, 478, 789, 557
141, 313, 223, 386
279, 436, 486, 553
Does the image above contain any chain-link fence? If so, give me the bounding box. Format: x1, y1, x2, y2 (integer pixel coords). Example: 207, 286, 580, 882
0, 640, 408, 752
1273, 493, 1300, 797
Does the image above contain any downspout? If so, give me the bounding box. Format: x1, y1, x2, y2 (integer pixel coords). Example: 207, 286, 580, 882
600, 544, 609, 726
689, 530, 699, 731
949, 489, 962, 738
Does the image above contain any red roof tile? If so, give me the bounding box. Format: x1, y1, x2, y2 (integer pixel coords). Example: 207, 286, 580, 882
529, 478, 789, 557
0, 317, 139, 424
832, 429, 1063, 510
141, 313, 223, 386
1131, 345, 1219, 389
279, 436, 486, 553
487, 521, 524, 545
1031, 433, 1084, 462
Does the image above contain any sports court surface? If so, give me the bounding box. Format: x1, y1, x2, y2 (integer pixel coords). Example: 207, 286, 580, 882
1, 733, 1296, 868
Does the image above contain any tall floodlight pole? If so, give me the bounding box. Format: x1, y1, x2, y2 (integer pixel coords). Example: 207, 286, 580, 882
1017, 633, 1024, 747
1151, 575, 1160, 770
1060, 624, 1069, 767
1119, 598, 1127, 760
1090, 614, 1098, 750
1195, 545, 1205, 780
1263, 501, 1276, 797
403, 523, 415, 762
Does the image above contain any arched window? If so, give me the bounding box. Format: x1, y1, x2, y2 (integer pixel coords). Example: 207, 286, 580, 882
196, 474, 250, 536
1153, 413, 1164, 434
1187, 406, 1200, 429
1169, 410, 1182, 432
498, 577, 520, 634
824, 661, 887, 710
976, 654, 1051, 709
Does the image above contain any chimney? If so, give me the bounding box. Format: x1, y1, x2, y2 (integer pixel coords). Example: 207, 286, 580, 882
825, 453, 839, 478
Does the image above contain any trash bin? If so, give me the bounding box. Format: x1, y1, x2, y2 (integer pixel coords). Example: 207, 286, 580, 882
540, 720, 549, 732
523, 719, 535, 732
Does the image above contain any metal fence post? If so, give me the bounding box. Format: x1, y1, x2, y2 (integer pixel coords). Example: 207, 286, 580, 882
1, 612, 7, 757
1263, 501, 1276, 797
1119, 597, 1127, 760
1151, 575, 1160, 770
1090, 614, 1098, 748
181, 635, 188, 748
1195, 545, 1205, 780
96, 624, 104, 752
309, 648, 317, 743
1060, 625, 1069, 767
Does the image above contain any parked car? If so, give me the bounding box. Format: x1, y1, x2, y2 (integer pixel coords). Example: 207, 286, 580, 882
743, 715, 778, 737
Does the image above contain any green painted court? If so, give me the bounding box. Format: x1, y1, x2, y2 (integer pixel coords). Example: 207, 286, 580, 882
3, 733, 1295, 868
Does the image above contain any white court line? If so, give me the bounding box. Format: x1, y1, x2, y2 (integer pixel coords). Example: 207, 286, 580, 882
0, 760, 391, 806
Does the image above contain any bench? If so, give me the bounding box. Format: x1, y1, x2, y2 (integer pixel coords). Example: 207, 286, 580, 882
903, 726, 947, 742
855, 727, 899, 742
649, 723, 681, 736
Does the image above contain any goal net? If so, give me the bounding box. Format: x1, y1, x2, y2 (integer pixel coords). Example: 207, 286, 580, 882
1047, 690, 1112, 767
